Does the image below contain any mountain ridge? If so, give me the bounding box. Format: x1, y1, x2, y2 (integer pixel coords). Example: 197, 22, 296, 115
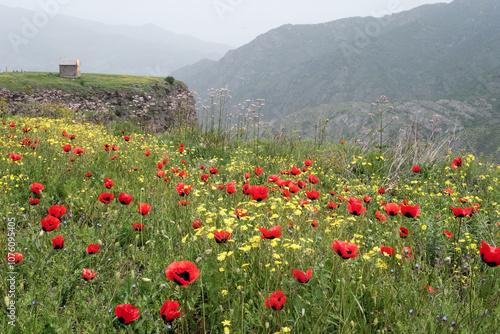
0, 5, 233, 76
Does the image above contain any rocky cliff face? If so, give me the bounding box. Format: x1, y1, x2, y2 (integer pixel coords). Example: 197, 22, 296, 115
0, 82, 196, 131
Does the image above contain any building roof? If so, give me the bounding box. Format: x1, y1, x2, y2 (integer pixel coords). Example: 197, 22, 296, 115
59, 59, 79, 66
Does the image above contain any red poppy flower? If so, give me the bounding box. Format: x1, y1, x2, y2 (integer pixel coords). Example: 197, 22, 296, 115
179, 146, 184, 153
288, 184, 300, 194
328, 202, 338, 209
423, 285, 435, 293
226, 184, 237, 194
259, 226, 282, 239
402, 247, 413, 259
379, 200, 387, 205
86, 244, 100, 254
118, 192, 133, 205
98, 192, 114, 204
348, 197, 366, 215
341, 140, 345, 144
293, 268, 312, 283
451, 157, 462, 169
201, 174, 209, 182
295, 180, 305, 189
30, 182, 44, 195
330, 191, 337, 196
304, 159, 312, 166
192, 220, 202, 229
308, 174, 319, 184
265, 290, 286, 310
214, 230, 232, 243
332, 240, 359, 259
176, 182, 192, 196
399, 227, 409, 238
305, 189, 320, 200
30, 198, 40, 205
235, 208, 248, 218
115, 304, 140, 325
244, 172, 251, 179
291, 166, 301, 176
338, 195, 345, 202
82, 268, 97, 281
480, 240, 500, 267
444, 188, 454, 195
443, 230, 453, 239
178, 200, 191, 206
378, 188, 386, 194
165, 261, 199, 287
160, 300, 183, 323
123, 136, 130, 141
375, 211, 387, 222
380, 244, 396, 256
254, 166, 263, 176
133, 223, 145, 231
62, 144, 72, 152
73, 147, 84, 155
104, 178, 114, 189
144, 150, 151, 156
249, 186, 268, 201
156, 170, 166, 178
450, 206, 472, 218
400, 204, 420, 218
412, 166, 421, 173
209, 168, 219, 175
472, 203, 480, 213
48, 205, 67, 218
69, 158, 75, 162
9, 153, 22, 161
51, 235, 65, 249
138, 203, 152, 215
384, 203, 400, 216
40, 215, 60, 232
363, 195, 371, 203
9, 122, 16, 128
268, 175, 279, 183
6, 252, 23, 264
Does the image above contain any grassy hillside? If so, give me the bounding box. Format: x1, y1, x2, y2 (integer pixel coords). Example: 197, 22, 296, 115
0, 72, 171, 93
0, 114, 499, 333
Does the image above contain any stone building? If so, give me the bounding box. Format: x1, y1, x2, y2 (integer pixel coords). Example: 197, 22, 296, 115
59, 59, 81, 78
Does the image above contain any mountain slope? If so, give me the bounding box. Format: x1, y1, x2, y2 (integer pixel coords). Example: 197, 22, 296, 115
0, 5, 233, 75
173, 0, 500, 119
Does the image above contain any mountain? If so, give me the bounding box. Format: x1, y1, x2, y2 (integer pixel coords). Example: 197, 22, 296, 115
0, 5, 233, 76
172, 0, 500, 158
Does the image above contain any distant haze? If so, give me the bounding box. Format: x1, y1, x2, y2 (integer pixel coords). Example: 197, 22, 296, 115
0, 0, 453, 46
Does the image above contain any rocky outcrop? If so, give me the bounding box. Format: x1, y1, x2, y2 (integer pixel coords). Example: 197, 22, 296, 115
0, 82, 196, 131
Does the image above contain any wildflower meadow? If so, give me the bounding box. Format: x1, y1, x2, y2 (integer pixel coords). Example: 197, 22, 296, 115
1, 112, 500, 333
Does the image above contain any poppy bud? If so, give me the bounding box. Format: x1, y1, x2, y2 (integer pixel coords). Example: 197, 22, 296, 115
97, 239, 103, 246
131, 270, 135, 278
115, 272, 121, 280
4, 296, 9, 307
39, 230, 44, 237
141, 277, 151, 282
115, 242, 120, 248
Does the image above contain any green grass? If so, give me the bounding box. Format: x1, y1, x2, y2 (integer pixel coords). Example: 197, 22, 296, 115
0, 72, 172, 93
1, 114, 499, 333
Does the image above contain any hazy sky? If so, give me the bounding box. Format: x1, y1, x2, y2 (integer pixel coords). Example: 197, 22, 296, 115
0, 0, 454, 46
